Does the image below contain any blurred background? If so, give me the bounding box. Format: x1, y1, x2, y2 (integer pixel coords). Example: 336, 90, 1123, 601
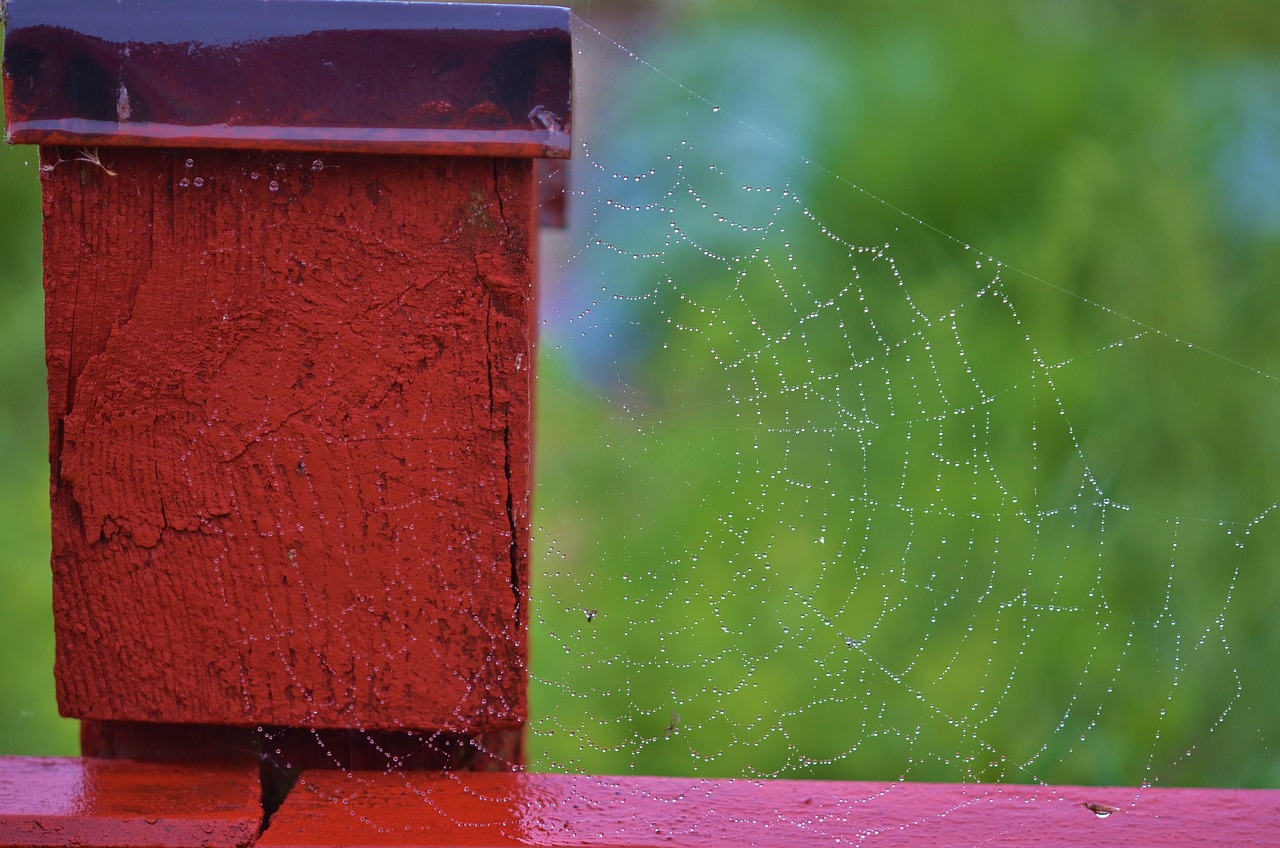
529, 0, 1280, 788
3, 0, 1279, 787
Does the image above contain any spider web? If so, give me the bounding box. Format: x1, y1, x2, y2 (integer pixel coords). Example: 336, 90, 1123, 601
183, 4, 1278, 839
523, 11, 1279, 790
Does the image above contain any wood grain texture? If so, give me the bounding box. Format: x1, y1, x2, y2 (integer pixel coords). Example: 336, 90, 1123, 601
261, 771, 1280, 848
42, 146, 534, 733
0, 756, 259, 847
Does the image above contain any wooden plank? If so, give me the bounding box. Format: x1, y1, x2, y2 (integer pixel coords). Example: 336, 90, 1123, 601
260, 771, 1280, 848
0, 756, 260, 847
42, 145, 534, 734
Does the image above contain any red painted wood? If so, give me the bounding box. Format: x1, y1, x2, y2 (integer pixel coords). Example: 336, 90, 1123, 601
42, 145, 534, 734
260, 771, 1280, 848
3, 0, 572, 158
0, 756, 260, 847
258, 726, 524, 774
536, 160, 568, 229
78, 720, 525, 773
80, 721, 258, 765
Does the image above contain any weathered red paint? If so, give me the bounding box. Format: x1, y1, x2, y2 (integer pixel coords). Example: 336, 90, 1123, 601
3, 0, 572, 158
42, 145, 534, 734
258, 771, 1280, 847
0, 756, 260, 847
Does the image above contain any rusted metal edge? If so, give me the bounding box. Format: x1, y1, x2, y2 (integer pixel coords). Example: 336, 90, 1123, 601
2, 0, 572, 159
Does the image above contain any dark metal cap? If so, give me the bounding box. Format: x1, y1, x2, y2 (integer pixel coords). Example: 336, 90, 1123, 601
3, 0, 572, 158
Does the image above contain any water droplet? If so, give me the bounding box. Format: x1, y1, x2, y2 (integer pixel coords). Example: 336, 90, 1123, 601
184, 158, 194, 169
269, 180, 280, 192
179, 177, 190, 187
711, 105, 721, 113
193, 177, 205, 187
312, 159, 325, 171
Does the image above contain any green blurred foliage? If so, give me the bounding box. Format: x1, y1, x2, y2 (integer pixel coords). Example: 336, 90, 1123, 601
529, 0, 1280, 787
0, 137, 78, 754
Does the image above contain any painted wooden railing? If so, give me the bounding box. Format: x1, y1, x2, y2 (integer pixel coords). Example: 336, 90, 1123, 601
1, 1, 1276, 845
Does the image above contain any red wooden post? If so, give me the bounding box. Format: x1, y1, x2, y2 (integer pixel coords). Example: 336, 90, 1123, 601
4, 0, 570, 767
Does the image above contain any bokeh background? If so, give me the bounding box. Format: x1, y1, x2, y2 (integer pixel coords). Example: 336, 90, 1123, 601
2, 0, 1278, 786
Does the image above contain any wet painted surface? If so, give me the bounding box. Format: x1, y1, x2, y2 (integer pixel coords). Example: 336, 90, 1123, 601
3, 0, 571, 157
261, 771, 1280, 848
42, 146, 534, 732
1, 759, 1275, 847
0, 756, 259, 846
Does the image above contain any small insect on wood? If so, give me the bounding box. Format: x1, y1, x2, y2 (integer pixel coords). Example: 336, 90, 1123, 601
1080, 802, 1120, 818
